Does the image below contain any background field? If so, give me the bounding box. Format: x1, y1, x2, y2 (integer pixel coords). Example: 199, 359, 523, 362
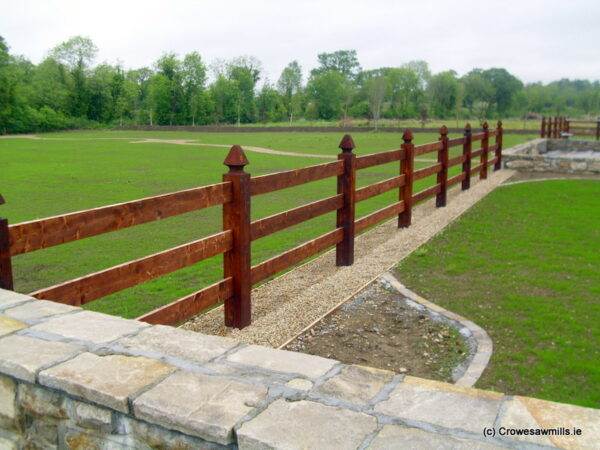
0, 130, 535, 318
396, 180, 600, 407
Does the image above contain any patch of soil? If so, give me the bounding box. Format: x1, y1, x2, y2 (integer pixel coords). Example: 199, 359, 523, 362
284, 281, 468, 382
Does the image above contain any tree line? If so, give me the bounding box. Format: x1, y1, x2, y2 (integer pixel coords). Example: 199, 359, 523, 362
1, 35, 600, 134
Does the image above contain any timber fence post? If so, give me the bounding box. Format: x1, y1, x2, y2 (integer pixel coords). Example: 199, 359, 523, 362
596, 118, 600, 141
222, 145, 251, 329
436, 125, 449, 207
0, 195, 13, 291
494, 120, 503, 171
541, 116, 546, 138
553, 116, 559, 138
480, 122, 489, 180
462, 123, 472, 190
336, 134, 356, 266
399, 130, 414, 228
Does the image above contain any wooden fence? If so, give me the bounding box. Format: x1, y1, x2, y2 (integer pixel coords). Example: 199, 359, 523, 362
0, 121, 504, 329
541, 116, 600, 140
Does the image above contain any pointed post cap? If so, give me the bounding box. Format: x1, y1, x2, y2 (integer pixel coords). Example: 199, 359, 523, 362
464, 122, 472, 132
482, 121, 489, 130
339, 134, 355, 152
402, 129, 413, 143
497, 120, 503, 129
223, 145, 249, 170
440, 125, 448, 136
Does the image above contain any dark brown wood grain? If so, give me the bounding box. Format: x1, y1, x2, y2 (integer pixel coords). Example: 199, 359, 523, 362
494, 121, 503, 171
470, 164, 483, 176
31, 230, 233, 305
412, 184, 441, 204
413, 141, 442, 156
355, 201, 405, 233
336, 135, 356, 266
251, 194, 343, 241
447, 154, 466, 167
0, 218, 14, 290
471, 148, 484, 158
355, 175, 405, 202
436, 127, 449, 207
137, 278, 232, 325
251, 228, 344, 285
447, 137, 465, 147
399, 131, 414, 228
250, 161, 343, 196
355, 149, 403, 170
540, 116, 547, 138
222, 145, 252, 329
448, 172, 466, 186
462, 124, 472, 191
480, 123, 489, 180
413, 163, 442, 181
9, 182, 232, 256
471, 132, 485, 142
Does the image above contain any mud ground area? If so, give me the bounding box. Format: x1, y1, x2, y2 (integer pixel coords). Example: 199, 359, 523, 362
284, 281, 468, 382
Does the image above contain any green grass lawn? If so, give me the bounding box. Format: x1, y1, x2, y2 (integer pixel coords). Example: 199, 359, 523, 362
395, 180, 600, 408
0, 130, 534, 319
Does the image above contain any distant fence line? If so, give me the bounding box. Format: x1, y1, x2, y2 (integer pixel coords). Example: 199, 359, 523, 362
540, 116, 600, 140
1, 121, 504, 329
115, 124, 533, 135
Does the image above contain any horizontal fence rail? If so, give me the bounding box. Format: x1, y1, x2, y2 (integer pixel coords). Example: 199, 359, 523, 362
0, 121, 504, 329
540, 116, 600, 140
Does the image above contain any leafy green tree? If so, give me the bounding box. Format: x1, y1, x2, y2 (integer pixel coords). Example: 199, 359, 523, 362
210, 75, 240, 124
227, 56, 261, 124
182, 52, 207, 125
306, 70, 346, 120
482, 68, 522, 115
427, 71, 459, 118
312, 50, 361, 80
277, 61, 302, 123
257, 82, 286, 122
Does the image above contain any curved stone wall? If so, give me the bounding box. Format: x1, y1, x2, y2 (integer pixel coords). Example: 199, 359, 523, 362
0, 289, 598, 449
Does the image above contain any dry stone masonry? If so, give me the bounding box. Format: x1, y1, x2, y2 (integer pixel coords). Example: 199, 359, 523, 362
503, 138, 600, 173
0, 289, 598, 449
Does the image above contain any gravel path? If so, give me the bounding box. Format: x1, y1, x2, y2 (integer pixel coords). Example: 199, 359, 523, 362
182, 169, 515, 347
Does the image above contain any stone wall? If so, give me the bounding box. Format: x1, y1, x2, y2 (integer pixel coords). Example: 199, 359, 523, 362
503, 138, 600, 173
0, 289, 598, 449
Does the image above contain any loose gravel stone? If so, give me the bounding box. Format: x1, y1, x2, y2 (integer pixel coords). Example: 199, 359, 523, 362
133, 371, 267, 445
237, 398, 377, 450
39, 353, 174, 412
0, 334, 82, 382
227, 345, 337, 379
183, 171, 514, 347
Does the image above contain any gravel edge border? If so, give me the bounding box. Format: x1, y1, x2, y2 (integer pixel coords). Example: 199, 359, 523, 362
380, 272, 492, 387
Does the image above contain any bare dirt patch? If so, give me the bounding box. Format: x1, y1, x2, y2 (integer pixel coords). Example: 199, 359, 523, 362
283, 280, 468, 382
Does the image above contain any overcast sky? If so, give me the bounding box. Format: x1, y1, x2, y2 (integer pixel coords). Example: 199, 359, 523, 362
2, 0, 599, 84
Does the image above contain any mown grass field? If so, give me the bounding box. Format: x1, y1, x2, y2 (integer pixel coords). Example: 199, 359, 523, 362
0, 130, 535, 319
396, 180, 600, 408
